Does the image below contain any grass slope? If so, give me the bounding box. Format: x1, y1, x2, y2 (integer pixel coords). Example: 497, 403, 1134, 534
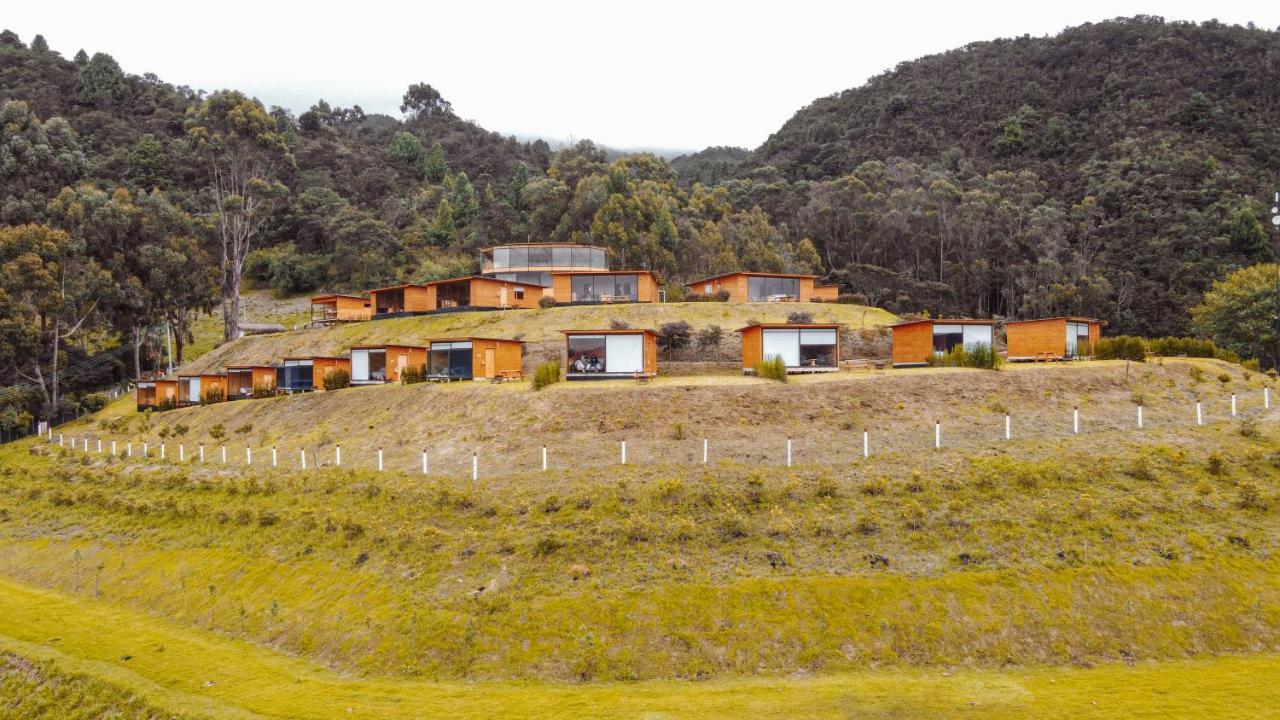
1, 578, 1278, 720
179, 300, 895, 374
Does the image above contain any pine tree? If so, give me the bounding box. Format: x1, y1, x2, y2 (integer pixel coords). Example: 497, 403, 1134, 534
30, 35, 48, 53
126, 134, 168, 189
424, 141, 447, 182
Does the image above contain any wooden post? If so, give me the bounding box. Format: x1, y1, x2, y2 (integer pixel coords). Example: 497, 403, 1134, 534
1266, 387, 1271, 410
111, 440, 117, 456
221, 445, 226, 464
142, 441, 147, 457
126, 441, 132, 457
160, 443, 165, 460
97, 439, 102, 453
179, 444, 184, 462
423, 448, 429, 475
58, 434, 63, 447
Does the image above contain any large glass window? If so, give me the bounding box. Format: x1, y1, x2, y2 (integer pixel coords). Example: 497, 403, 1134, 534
748, 276, 800, 301
436, 280, 470, 308
799, 328, 838, 368
368, 350, 387, 381
492, 247, 510, 270
572, 247, 592, 268
428, 342, 473, 379
962, 325, 993, 351
227, 369, 252, 397
1066, 322, 1091, 356
375, 289, 403, 315
762, 329, 801, 367
591, 248, 608, 269
568, 335, 607, 373
571, 275, 597, 302
605, 334, 643, 373
280, 360, 313, 391
552, 247, 572, 267
528, 246, 552, 267
509, 246, 529, 269
932, 325, 964, 353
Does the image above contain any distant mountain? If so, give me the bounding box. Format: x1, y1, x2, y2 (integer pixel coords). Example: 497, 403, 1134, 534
670, 146, 749, 187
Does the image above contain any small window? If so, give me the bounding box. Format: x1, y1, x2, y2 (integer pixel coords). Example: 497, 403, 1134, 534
515, 288, 525, 300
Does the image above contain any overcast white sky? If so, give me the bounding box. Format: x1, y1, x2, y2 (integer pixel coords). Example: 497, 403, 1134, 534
6, 1, 1280, 152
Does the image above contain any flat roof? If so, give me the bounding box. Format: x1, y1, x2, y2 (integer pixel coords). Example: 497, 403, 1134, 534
225, 364, 278, 369
346, 343, 428, 350
736, 323, 844, 332
133, 377, 178, 383
176, 372, 226, 378
480, 242, 607, 252
548, 269, 658, 277
280, 356, 347, 361
429, 337, 526, 344
684, 271, 819, 286
889, 318, 997, 328
367, 275, 545, 293
310, 293, 368, 302
560, 328, 658, 336
1005, 316, 1106, 325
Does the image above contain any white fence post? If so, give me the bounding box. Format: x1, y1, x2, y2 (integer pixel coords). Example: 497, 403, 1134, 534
142, 441, 148, 457
1073, 406, 1080, 435
1266, 387, 1271, 410
199, 445, 205, 463
702, 438, 708, 465
69, 436, 75, 451
58, 434, 63, 447
1137, 404, 1144, 429
221, 445, 227, 464
1196, 401, 1203, 426
160, 443, 165, 460
111, 440, 117, 456
862, 429, 869, 459
300, 448, 307, 470
335, 444, 341, 467
620, 440, 627, 465
271, 446, 277, 467
127, 441, 133, 457
179, 444, 184, 462
472, 451, 478, 481
377, 447, 383, 472
1004, 413, 1011, 440
541, 445, 547, 472
423, 448, 429, 475
934, 421, 941, 450
786, 437, 792, 467
1231, 393, 1237, 417
97, 439, 102, 453
246, 446, 252, 465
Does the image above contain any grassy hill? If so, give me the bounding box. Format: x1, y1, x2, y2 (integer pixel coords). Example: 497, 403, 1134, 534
180, 301, 896, 374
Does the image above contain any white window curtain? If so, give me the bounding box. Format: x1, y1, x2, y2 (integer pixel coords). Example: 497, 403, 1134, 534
605, 334, 644, 373
187, 377, 201, 402
762, 329, 801, 367
351, 349, 369, 381
962, 325, 993, 350
800, 329, 837, 346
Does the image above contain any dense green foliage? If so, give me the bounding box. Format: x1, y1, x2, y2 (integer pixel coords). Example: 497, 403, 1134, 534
532, 360, 561, 390
927, 343, 1000, 369
754, 355, 788, 381
732, 17, 1280, 334
1193, 264, 1280, 368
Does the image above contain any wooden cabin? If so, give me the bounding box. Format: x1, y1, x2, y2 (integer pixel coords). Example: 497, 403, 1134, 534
176, 373, 227, 406
684, 272, 826, 303
310, 294, 371, 327
562, 329, 658, 380
426, 338, 525, 381
368, 276, 543, 318
277, 358, 317, 393
226, 365, 277, 399
812, 284, 841, 302
135, 378, 179, 411
739, 323, 843, 374
312, 356, 352, 391
347, 344, 427, 384
891, 319, 997, 367
548, 271, 660, 304
1005, 317, 1105, 361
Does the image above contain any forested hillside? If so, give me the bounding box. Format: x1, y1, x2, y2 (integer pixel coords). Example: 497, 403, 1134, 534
728, 16, 1280, 334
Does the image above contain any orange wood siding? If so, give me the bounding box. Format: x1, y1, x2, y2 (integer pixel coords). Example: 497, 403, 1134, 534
384, 345, 427, 382
1006, 319, 1066, 359
740, 325, 762, 369
405, 285, 434, 312
637, 273, 658, 302
1088, 322, 1101, 351
471, 278, 542, 309
892, 323, 935, 365
644, 332, 658, 376
332, 296, 370, 321
252, 367, 276, 391
467, 339, 523, 378
313, 357, 352, 390
550, 274, 572, 303
156, 380, 178, 405
797, 278, 815, 302
812, 285, 840, 301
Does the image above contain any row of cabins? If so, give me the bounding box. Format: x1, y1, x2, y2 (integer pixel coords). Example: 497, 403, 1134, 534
309, 243, 844, 326
137, 317, 1104, 411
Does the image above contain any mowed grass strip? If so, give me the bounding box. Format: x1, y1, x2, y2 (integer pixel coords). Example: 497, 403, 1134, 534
1, 577, 1278, 720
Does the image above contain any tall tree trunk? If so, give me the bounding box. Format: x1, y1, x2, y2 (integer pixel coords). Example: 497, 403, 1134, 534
132, 326, 144, 379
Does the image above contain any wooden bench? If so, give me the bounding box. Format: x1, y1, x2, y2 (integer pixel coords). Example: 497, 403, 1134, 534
634, 372, 651, 385
491, 370, 524, 383
842, 358, 872, 373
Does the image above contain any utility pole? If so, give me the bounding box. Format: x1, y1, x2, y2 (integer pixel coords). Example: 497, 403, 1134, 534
1271, 194, 1280, 371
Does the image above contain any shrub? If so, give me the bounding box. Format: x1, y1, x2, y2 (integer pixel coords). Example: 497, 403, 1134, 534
322, 368, 350, 391
172, 423, 188, 437
670, 422, 687, 440
1207, 451, 1227, 476
1094, 336, 1146, 361
234, 423, 253, 435
209, 424, 226, 441
1238, 416, 1260, 438
697, 325, 724, 349
202, 388, 225, 404
714, 289, 731, 302
1238, 481, 1267, 510
928, 343, 999, 369
814, 475, 839, 499
251, 383, 276, 399
80, 393, 108, 413
860, 477, 888, 496
532, 361, 561, 390
399, 364, 426, 384
532, 534, 564, 557
538, 295, 557, 309
657, 321, 692, 353
1217, 372, 1232, 384
608, 319, 630, 330
1243, 358, 1261, 372
836, 292, 867, 305
754, 355, 788, 382
785, 310, 814, 324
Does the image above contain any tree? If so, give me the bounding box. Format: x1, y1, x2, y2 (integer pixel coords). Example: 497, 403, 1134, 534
0, 101, 87, 222
186, 90, 293, 341
1192, 264, 1280, 369
74, 52, 125, 107
0, 224, 108, 417
127, 134, 168, 190
424, 141, 447, 182
30, 34, 48, 53
72, 49, 88, 65
400, 83, 453, 120
387, 131, 426, 172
